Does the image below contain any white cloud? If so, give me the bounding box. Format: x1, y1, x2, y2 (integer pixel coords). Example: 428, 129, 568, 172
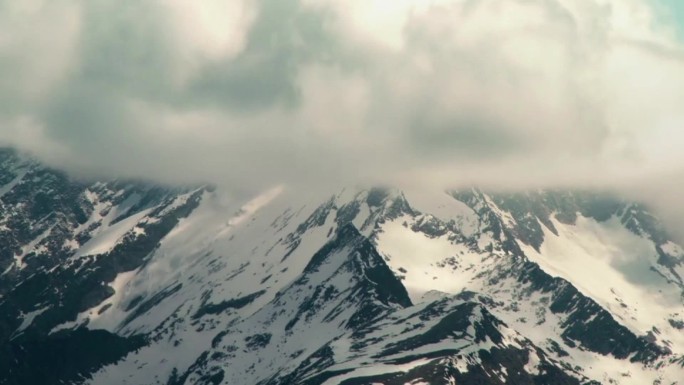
0, 0, 81, 103
302, 0, 419, 51
0, 0, 682, 219
162, 0, 258, 81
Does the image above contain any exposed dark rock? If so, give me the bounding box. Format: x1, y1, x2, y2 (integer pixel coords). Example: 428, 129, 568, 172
193, 290, 266, 319
245, 333, 272, 350
0, 329, 146, 385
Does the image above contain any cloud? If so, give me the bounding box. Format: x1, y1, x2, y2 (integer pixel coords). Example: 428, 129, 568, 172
0, 0, 81, 106
1, 0, 683, 222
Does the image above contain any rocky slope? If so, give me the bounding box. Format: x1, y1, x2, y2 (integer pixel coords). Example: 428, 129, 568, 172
0, 148, 682, 385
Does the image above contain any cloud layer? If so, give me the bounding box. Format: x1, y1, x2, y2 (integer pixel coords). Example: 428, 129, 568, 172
1, 0, 683, 204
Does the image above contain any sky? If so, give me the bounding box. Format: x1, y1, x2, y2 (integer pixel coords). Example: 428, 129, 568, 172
0, 0, 683, 231
656, 0, 684, 37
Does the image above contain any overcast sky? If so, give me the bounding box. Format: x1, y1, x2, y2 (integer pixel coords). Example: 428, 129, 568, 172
1, 0, 683, 227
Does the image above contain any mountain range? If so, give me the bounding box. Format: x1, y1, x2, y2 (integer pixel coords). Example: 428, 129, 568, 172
0, 148, 682, 385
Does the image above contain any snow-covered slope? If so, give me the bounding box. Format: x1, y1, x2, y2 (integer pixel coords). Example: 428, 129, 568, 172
0, 149, 682, 385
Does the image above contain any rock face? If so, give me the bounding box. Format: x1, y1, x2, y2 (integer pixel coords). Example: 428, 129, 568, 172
0, 149, 682, 385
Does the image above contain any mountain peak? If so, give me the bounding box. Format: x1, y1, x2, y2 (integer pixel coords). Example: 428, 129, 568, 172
0, 159, 682, 384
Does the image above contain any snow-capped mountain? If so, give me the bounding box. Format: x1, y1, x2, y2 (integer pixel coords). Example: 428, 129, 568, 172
0, 148, 682, 385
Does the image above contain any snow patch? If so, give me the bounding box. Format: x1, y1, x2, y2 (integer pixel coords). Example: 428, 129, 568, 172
520, 215, 684, 353
13, 306, 50, 336
74, 209, 152, 257
376, 216, 483, 301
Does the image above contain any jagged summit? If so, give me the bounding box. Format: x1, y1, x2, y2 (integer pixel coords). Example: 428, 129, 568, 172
0, 149, 682, 384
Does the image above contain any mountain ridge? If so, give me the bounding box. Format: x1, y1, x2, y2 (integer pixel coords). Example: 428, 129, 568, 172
0, 149, 682, 384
